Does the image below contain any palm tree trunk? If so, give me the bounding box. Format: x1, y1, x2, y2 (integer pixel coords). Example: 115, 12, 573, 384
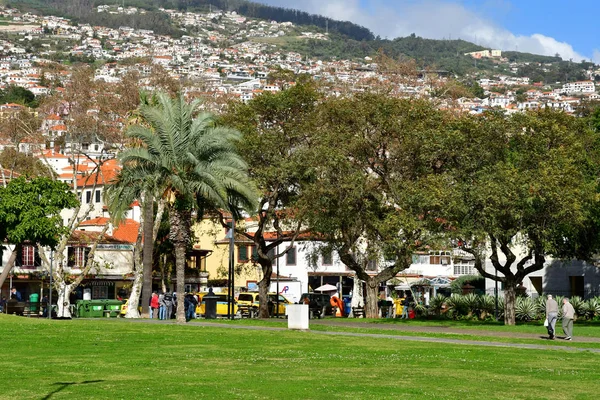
141, 195, 154, 317
175, 243, 186, 323
169, 205, 191, 324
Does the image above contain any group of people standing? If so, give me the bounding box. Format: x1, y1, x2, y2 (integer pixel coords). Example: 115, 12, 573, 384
545, 294, 576, 340
149, 290, 199, 321
150, 290, 175, 320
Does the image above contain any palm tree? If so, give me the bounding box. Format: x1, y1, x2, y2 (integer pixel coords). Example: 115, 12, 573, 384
114, 92, 256, 323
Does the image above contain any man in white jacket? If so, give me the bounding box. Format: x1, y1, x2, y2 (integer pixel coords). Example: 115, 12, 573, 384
562, 297, 576, 340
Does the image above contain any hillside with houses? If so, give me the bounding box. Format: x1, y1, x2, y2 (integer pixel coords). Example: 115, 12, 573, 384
1, 3, 600, 319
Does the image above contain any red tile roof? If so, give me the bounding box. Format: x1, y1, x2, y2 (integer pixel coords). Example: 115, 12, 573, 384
75, 159, 120, 188
112, 219, 140, 243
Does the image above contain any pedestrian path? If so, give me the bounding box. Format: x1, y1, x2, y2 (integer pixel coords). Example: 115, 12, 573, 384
310, 319, 600, 343
181, 320, 600, 354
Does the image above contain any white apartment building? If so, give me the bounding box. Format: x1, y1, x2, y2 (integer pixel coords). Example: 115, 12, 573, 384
561, 80, 595, 95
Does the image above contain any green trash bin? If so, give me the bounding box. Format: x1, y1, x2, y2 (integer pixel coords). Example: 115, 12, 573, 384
89, 300, 106, 318
104, 300, 123, 318
77, 300, 92, 317
29, 293, 39, 313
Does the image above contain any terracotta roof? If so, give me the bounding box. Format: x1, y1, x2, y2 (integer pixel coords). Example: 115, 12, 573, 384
75, 159, 120, 188
69, 230, 127, 245
79, 217, 110, 227
76, 218, 139, 244
50, 124, 67, 131
112, 219, 140, 243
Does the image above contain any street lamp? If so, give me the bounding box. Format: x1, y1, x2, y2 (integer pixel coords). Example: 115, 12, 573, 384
48, 249, 53, 320
494, 268, 498, 321
276, 232, 279, 318
227, 215, 235, 320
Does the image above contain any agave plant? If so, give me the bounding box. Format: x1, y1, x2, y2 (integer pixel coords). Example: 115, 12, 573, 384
478, 294, 496, 320
445, 294, 467, 319
429, 294, 447, 316
586, 297, 600, 319
414, 303, 428, 317
515, 297, 537, 321
535, 296, 547, 318
569, 296, 586, 318
462, 293, 479, 319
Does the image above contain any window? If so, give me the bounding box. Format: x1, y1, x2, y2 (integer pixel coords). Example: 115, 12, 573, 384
68, 247, 89, 268
286, 246, 297, 265
322, 251, 332, 265
238, 245, 248, 263
250, 245, 258, 262
412, 254, 430, 264
429, 251, 451, 265
454, 260, 476, 275
95, 189, 101, 203
21, 245, 36, 267
85, 190, 91, 204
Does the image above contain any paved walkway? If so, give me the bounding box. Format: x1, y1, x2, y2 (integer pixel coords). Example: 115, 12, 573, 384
310, 319, 600, 343
173, 319, 600, 354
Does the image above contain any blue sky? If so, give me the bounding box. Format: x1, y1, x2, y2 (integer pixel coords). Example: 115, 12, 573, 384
256, 0, 599, 62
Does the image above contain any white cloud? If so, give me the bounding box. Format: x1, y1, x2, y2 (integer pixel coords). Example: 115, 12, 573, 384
257, 0, 587, 61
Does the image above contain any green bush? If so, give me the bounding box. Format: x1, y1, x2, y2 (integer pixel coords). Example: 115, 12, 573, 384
429, 294, 447, 316
515, 297, 537, 321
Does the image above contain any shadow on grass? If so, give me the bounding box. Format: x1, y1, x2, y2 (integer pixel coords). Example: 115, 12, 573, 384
41, 380, 104, 400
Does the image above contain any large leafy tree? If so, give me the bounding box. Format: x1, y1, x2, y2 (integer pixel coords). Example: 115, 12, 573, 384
0, 177, 78, 290
220, 78, 320, 318
302, 93, 456, 318
116, 92, 256, 323
448, 109, 600, 325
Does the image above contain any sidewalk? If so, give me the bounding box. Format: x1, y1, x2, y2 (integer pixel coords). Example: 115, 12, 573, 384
309, 319, 600, 343
174, 319, 600, 354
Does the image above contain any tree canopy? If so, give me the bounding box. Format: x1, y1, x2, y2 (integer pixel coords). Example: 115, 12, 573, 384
446, 109, 600, 324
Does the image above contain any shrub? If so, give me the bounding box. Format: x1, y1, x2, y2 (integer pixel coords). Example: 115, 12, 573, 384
585, 297, 600, 319
429, 294, 447, 316
478, 294, 496, 320
515, 297, 537, 321
569, 296, 586, 317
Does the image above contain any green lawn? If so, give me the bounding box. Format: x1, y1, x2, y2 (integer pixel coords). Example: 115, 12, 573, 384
1, 315, 599, 399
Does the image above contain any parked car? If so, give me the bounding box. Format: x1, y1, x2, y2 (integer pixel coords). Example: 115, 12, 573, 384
195, 292, 238, 317
299, 293, 333, 318
237, 292, 292, 317
119, 299, 141, 316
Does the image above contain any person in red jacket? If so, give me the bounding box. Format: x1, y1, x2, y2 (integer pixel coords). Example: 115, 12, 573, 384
150, 292, 159, 319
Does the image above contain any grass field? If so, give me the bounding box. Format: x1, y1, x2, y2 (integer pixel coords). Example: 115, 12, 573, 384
1, 315, 599, 399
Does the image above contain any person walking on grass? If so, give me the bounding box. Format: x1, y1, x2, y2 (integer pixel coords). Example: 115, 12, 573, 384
545, 294, 558, 340
562, 297, 575, 340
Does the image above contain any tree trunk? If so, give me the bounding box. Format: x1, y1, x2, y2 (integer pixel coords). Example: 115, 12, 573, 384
349, 276, 364, 317
504, 282, 517, 325
141, 195, 154, 317
160, 255, 167, 293
258, 273, 271, 318
125, 269, 142, 318
365, 278, 379, 319
175, 243, 186, 323
0, 246, 18, 292
55, 283, 73, 318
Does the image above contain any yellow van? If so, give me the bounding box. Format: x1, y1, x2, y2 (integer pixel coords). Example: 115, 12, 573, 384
195, 292, 238, 317
236, 292, 292, 317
